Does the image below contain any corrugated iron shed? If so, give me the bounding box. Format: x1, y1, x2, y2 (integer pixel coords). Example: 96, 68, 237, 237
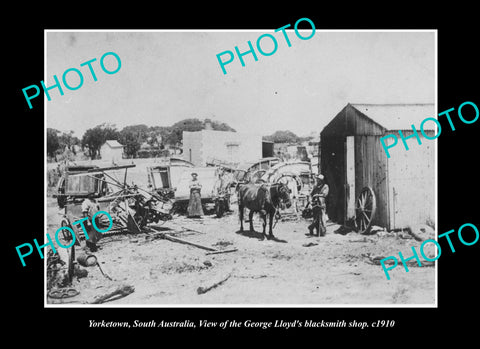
350, 103, 436, 131
320, 103, 435, 230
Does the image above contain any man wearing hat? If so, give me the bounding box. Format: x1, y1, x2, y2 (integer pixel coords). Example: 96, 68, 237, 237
187, 172, 204, 218
306, 174, 329, 237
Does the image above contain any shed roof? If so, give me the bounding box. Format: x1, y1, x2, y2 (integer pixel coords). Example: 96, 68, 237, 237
104, 140, 124, 148
350, 103, 436, 131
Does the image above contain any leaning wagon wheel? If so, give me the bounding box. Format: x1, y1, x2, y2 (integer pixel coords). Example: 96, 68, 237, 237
354, 186, 376, 234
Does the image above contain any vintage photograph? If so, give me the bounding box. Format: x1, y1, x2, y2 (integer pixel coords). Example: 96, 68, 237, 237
45, 30, 436, 306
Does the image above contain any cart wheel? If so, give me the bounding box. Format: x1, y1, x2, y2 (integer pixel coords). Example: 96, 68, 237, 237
354, 186, 376, 234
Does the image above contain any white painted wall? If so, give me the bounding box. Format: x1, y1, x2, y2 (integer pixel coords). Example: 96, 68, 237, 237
100, 144, 123, 163
183, 130, 262, 166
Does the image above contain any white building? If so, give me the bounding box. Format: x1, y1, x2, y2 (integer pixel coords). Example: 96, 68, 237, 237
182, 130, 262, 167
100, 140, 124, 163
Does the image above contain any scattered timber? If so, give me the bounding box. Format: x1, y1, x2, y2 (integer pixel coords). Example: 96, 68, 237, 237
197, 273, 232, 295
89, 283, 135, 304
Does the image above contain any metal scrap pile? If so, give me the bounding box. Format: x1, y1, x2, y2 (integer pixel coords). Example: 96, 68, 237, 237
107, 186, 174, 234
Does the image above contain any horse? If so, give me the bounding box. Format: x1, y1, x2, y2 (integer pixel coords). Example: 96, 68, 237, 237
237, 182, 292, 239
277, 174, 300, 216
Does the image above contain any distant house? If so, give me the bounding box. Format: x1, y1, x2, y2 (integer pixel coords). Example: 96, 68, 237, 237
274, 143, 309, 161
320, 103, 435, 230
182, 129, 262, 167
100, 140, 124, 163
262, 140, 274, 158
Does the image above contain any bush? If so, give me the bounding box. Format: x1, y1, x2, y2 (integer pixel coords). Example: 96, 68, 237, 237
137, 149, 170, 158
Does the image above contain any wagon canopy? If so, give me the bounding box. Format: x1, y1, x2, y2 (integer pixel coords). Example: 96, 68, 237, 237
261, 161, 312, 183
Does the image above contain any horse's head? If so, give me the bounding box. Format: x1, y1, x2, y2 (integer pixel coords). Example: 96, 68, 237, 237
274, 182, 292, 209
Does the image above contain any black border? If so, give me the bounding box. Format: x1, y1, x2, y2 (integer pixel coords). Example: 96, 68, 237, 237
9, 5, 479, 341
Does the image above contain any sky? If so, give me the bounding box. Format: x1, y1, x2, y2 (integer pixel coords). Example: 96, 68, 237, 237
46, 30, 435, 139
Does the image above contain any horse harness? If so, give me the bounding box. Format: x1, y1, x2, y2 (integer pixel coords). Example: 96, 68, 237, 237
270, 183, 290, 229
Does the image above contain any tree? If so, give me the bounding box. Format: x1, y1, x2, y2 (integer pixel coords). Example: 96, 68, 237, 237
167, 118, 204, 146
263, 130, 301, 143
147, 126, 170, 149
58, 130, 80, 155
47, 128, 60, 159
81, 123, 119, 160
101, 123, 120, 141
165, 118, 236, 147
82, 127, 105, 160
77, 118, 237, 159
120, 124, 149, 140
210, 120, 236, 132
119, 125, 148, 158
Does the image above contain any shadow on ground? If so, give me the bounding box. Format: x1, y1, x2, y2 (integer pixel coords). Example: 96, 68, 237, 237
235, 230, 287, 243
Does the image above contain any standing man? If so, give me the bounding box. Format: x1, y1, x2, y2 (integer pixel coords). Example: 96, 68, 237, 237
213, 168, 226, 195
213, 167, 232, 212
306, 174, 329, 237
187, 172, 204, 218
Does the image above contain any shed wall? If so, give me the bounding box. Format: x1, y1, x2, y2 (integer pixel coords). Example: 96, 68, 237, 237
320, 134, 346, 224
183, 130, 262, 167
348, 106, 386, 136
100, 146, 123, 162
354, 135, 389, 228
386, 130, 436, 229
321, 105, 388, 226
182, 131, 203, 165
321, 104, 436, 230
322, 104, 387, 138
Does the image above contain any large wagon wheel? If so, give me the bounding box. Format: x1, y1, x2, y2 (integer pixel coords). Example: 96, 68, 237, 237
354, 186, 376, 234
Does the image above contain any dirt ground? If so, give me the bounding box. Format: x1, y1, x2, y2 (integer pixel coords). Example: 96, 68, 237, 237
46, 196, 436, 306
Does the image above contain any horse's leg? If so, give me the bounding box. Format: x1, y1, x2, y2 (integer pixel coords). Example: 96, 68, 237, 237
239, 203, 244, 232
249, 210, 254, 231
268, 210, 274, 238
262, 212, 267, 235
